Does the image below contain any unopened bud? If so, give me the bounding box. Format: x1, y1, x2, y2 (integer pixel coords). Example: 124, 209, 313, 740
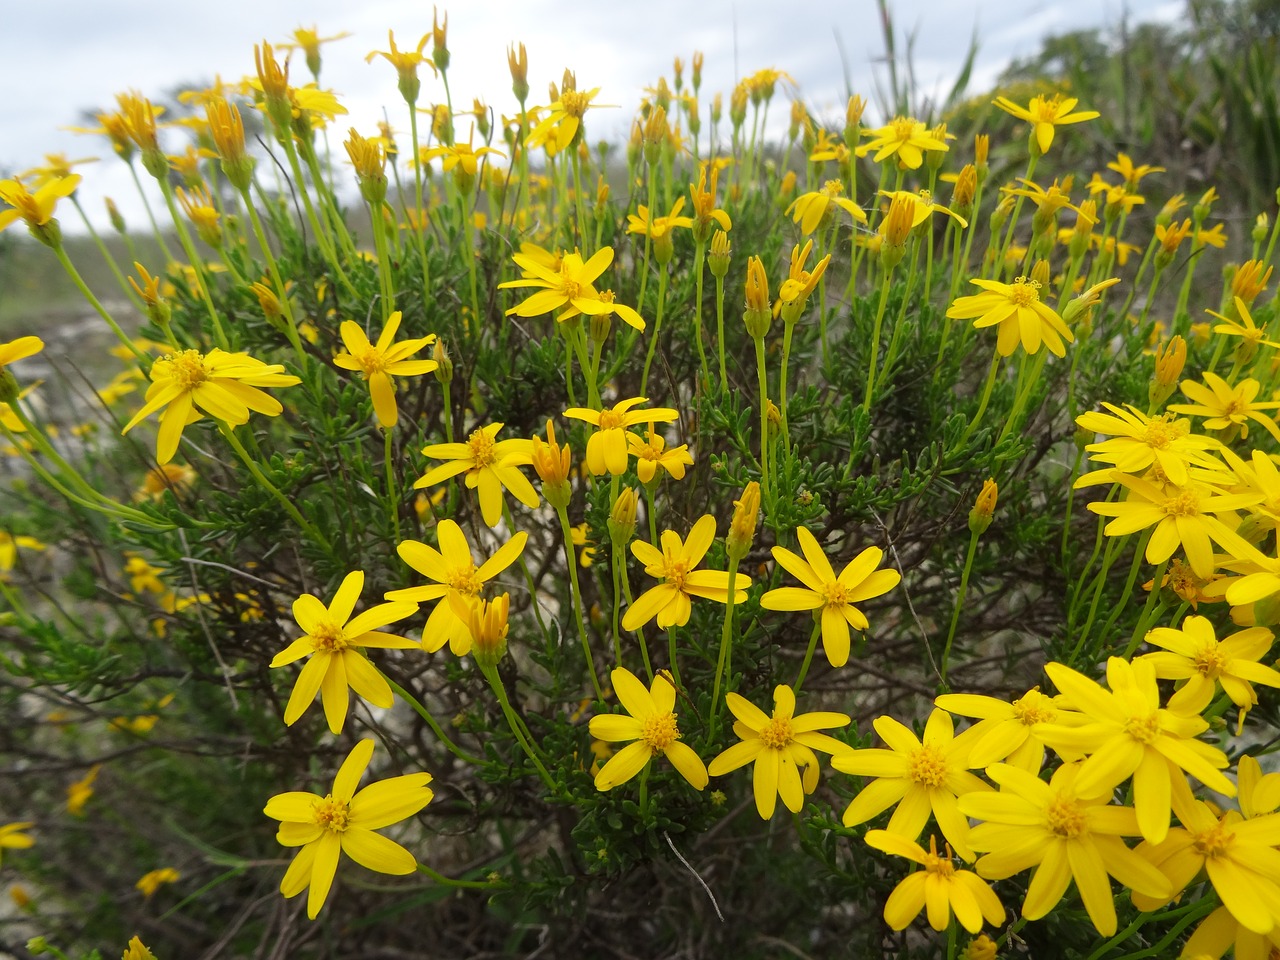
431, 6, 449, 71
708, 229, 731, 278
532, 420, 572, 509
464, 593, 509, 668
432, 339, 453, 383
508, 42, 529, 103
105, 197, 126, 234
1149, 335, 1186, 408
608, 487, 638, 546
968, 479, 997, 535
962, 933, 997, 960
727, 481, 760, 558
743, 255, 771, 338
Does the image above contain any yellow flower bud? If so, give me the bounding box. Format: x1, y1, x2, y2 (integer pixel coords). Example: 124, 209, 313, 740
1030, 259, 1050, 288
708, 229, 731, 279
968, 478, 997, 535
608, 487, 638, 546
1232, 259, 1273, 306
432, 339, 453, 384
643, 106, 669, 166
508, 42, 529, 102
1149, 335, 1187, 408
466, 593, 509, 669
532, 420, 572, 508
431, 6, 449, 71
692, 51, 705, 92
974, 134, 989, 182
743, 255, 771, 338
951, 164, 977, 215
727, 481, 761, 558
105, 196, 126, 234
962, 933, 997, 960
1254, 212, 1270, 245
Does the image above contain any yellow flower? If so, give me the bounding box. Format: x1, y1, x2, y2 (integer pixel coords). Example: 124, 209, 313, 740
775, 239, 831, 316
386, 519, 528, 656
1106, 152, 1164, 189
565, 397, 678, 476
760, 526, 900, 668
865, 832, 1005, 934
858, 117, 949, 169
934, 686, 1081, 773
136, 463, 196, 501
946, 277, 1074, 357
121, 349, 300, 465
270, 571, 419, 733
67, 764, 101, 816
1140, 614, 1280, 730
588, 667, 707, 791
1074, 403, 1224, 486
626, 197, 695, 240
0, 531, 45, 574
333, 312, 437, 428
992, 93, 1100, 155
121, 936, 156, 960
707, 684, 850, 819
959, 762, 1170, 936
623, 515, 749, 631
365, 31, 436, 104
1035, 657, 1235, 842
1170, 372, 1280, 444
786, 180, 866, 235
280, 26, 352, 77
135, 867, 180, 898
415, 423, 537, 527
1208, 298, 1280, 360
877, 188, 968, 230
1197, 223, 1228, 248
499, 247, 617, 323
627, 423, 694, 483
832, 709, 990, 860
526, 87, 603, 155
264, 738, 433, 919
0, 822, 34, 868
687, 162, 732, 240
570, 523, 597, 568
0, 176, 81, 233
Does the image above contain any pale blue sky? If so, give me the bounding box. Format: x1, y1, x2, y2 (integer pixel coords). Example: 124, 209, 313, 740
0, 0, 1181, 232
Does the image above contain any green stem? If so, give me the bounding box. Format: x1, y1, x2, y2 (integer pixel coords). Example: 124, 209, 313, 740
793, 618, 823, 696
219, 423, 330, 551
862, 264, 896, 414
692, 240, 710, 390
384, 429, 401, 543
482, 662, 558, 795
385, 676, 482, 765
941, 529, 980, 688
50, 243, 148, 363
558, 506, 604, 701
710, 553, 743, 739
715, 274, 728, 392
639, 267, 669, 397
956, 353, 1001, 448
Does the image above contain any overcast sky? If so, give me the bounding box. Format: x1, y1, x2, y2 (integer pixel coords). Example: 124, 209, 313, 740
0, 0, 1181, 233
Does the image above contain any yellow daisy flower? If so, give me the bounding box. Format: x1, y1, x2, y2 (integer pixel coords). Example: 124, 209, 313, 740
588, 667, 706, 791
833, 708, 989, 860
946, 277, 1074, 358
0, 175, 81, 233
627, 423, 694, 483
264, 738, 433, 919
707, 684, 850, 819
499, 247, 616, 323
858, 117, 948, 169
333, 311, 437, 428
270, 570, 419, 734
760, 526, 900, 668
0, 822, 34, 868
415, 422, 537, 527
622, 515, 749, 631
992, 93, 1100, 155
959, 762, 1169, 936
385, 519, 528, 655
564, 397, 678, 476
121, 349, 300, 464
786, 180, 866, 235
865, 831, 1005, 934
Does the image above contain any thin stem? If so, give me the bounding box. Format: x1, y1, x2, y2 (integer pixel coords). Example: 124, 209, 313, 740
385, 676, 482, 765
558, 506, 604, 701
793, 618, 823, 696
941, 529, 980, 688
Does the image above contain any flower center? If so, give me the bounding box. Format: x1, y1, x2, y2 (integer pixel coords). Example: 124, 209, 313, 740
1046, 794, 1087, 838
663, 557, 691, 591
560, 90, 591, 119
1124, 712, 1161, 744
759, 715, 794, 750
1031, 95, 1063, 122
1011, 690, 1055, 725
1008, 278, 1041, 307
310, 620, 348, 653
165, 350, 209, 391
1159, 490, 1202, 518
467, 427, 496, 468
598, 409, 625, 430
1191, 819, 1234, 859
890, 117, 918, 141
821, 179, 844, 198
356, 347, 387, 377
1140, 416, 1181, 449
822, 580, 850, 608
923, 845, 955, 878
1192, 642, 1226, 679
907, 745, 949, 787
448, 563, 483, 596
642, 712, 679, 751
313, 795, 351, 832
